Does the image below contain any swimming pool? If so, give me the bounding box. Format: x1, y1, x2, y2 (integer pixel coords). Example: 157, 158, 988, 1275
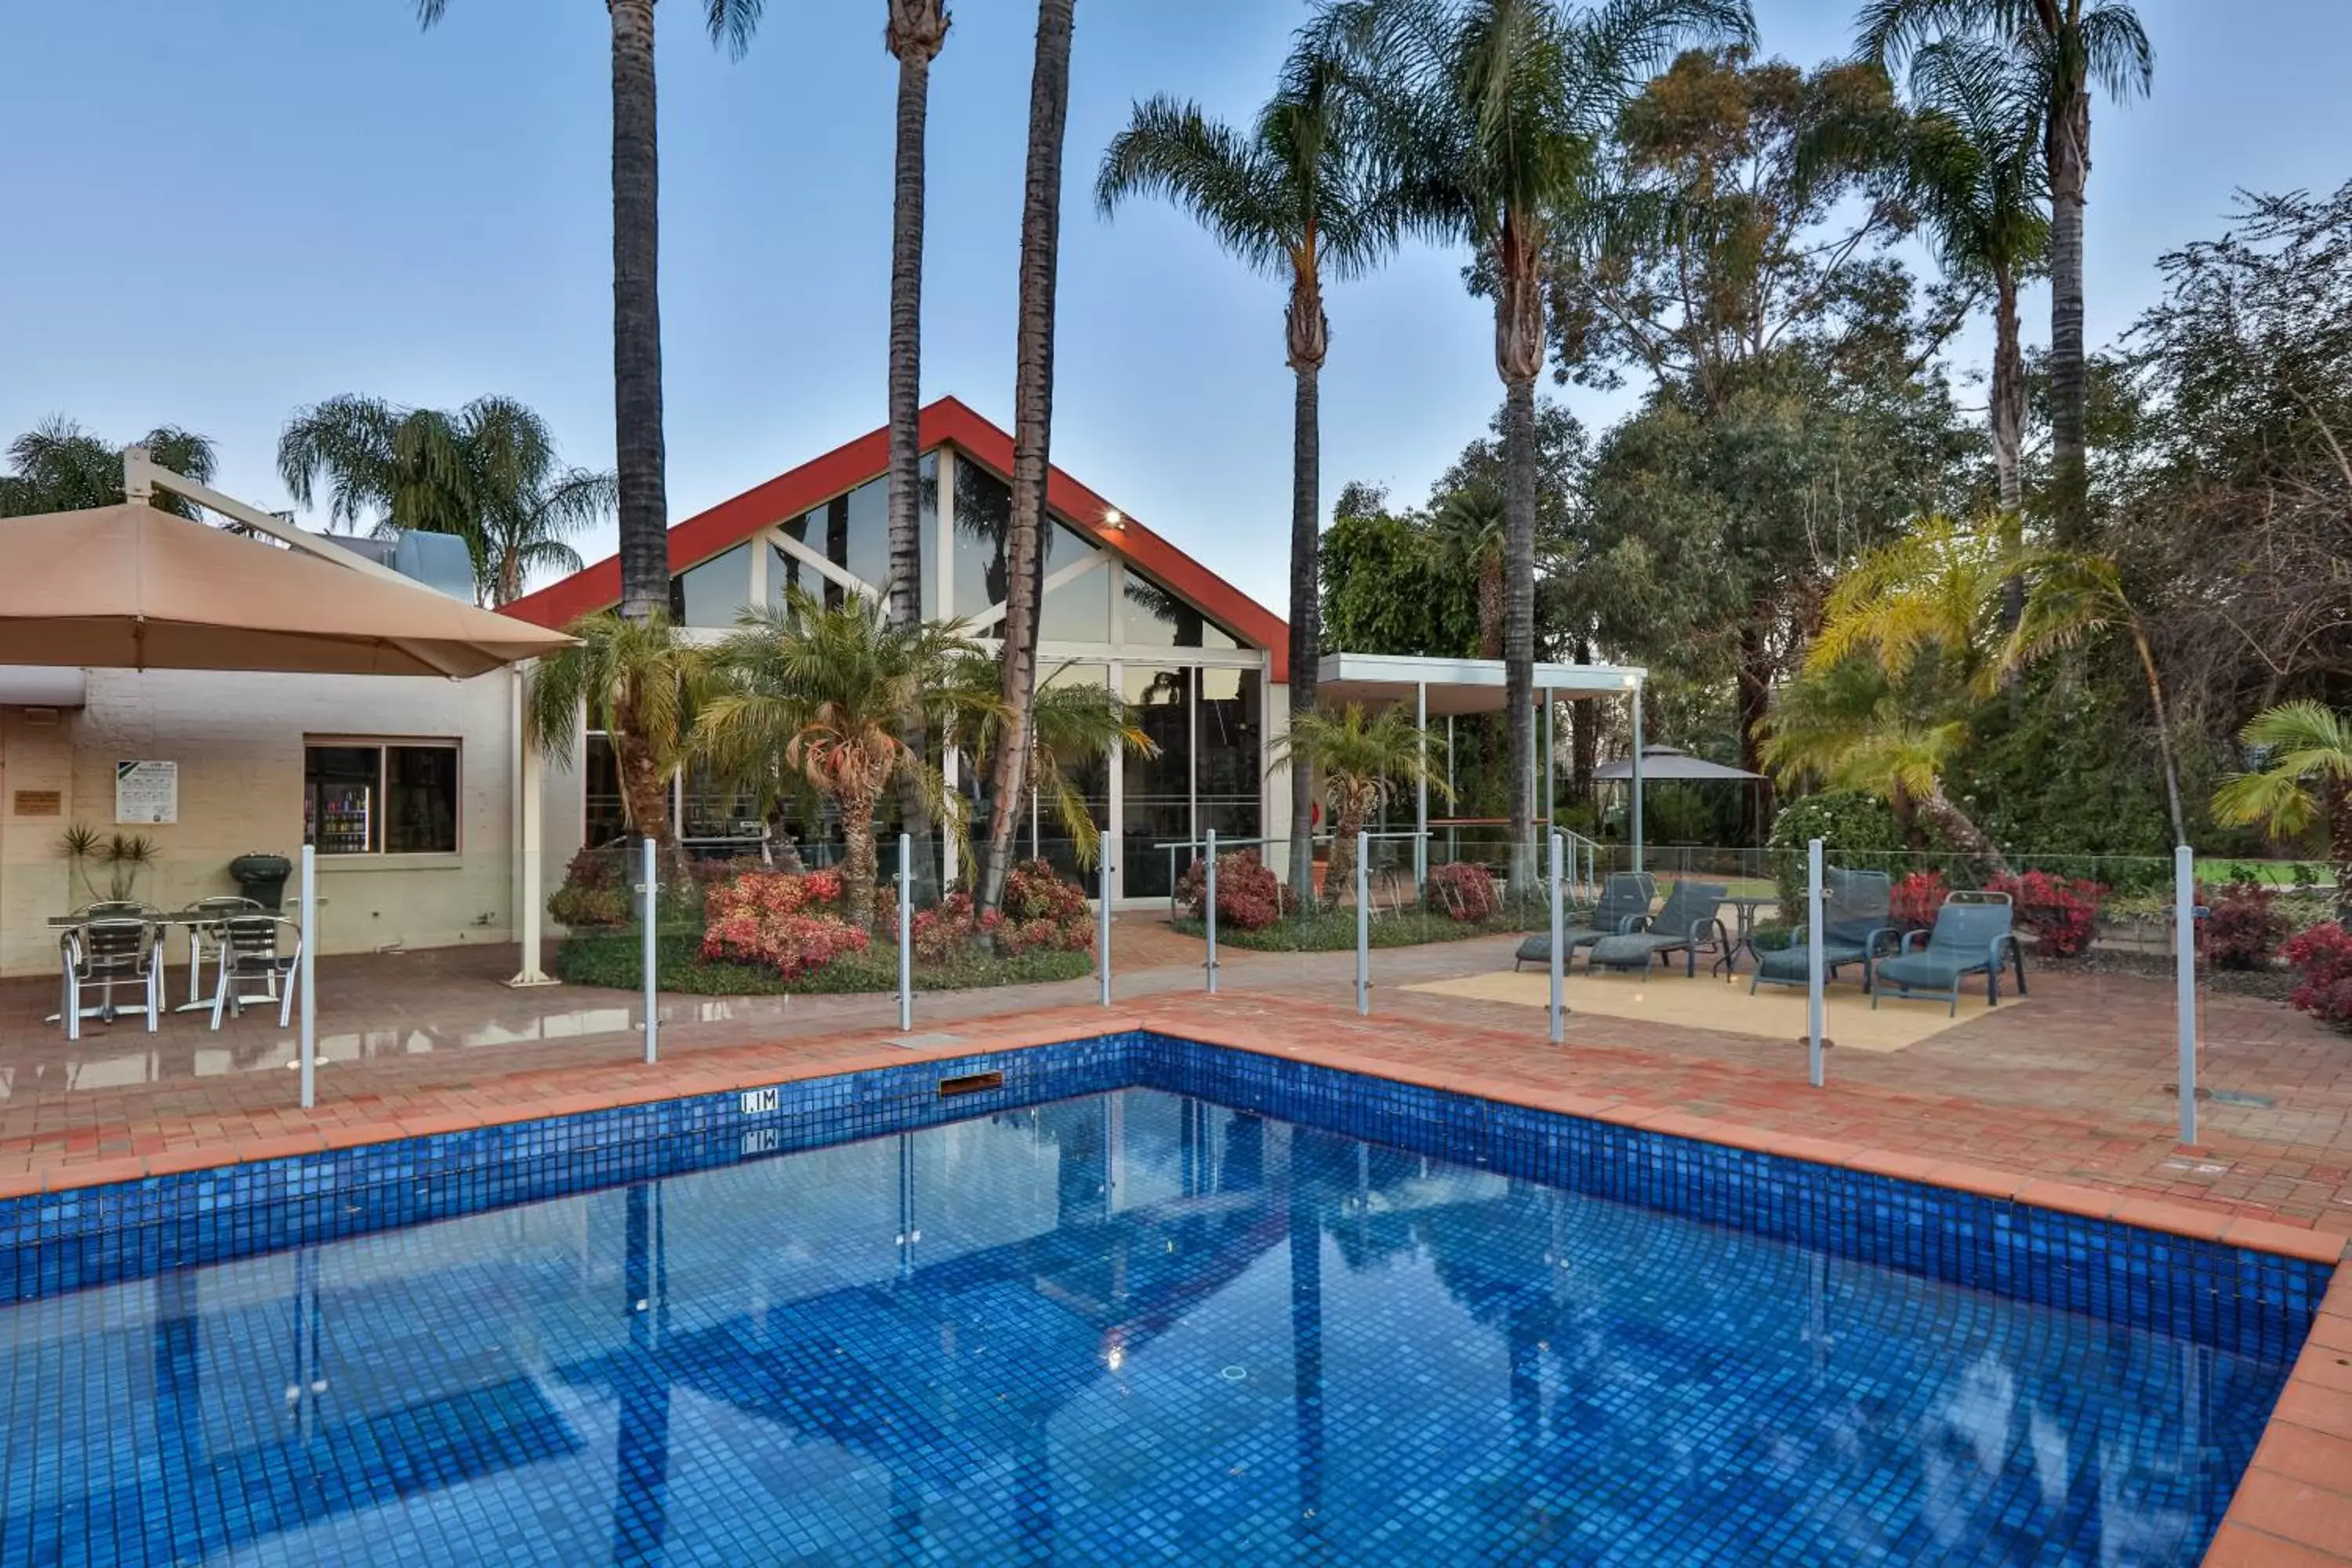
0, 1033, 2326, 1565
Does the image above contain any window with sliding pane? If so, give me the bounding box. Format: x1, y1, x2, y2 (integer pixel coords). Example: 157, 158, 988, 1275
1196, 668, 1262, 846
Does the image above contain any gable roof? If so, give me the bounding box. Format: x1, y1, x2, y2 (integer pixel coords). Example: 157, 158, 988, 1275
499, 396, 1291, 681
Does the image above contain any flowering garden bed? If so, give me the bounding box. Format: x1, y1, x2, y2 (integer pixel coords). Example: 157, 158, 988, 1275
550, 856, 1096, 996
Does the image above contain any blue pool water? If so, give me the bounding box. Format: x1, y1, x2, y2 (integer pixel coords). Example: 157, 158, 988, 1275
0, 1040, 2321, 1566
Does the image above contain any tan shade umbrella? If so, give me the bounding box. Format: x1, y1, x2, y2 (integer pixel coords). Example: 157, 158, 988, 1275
0, 503, 573, 677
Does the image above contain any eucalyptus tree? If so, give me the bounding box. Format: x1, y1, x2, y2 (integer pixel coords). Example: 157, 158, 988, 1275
1307, 0, 1754, 887
0, 419, 216, 519
978, 0, 1078, 920
1859, 0, 2153, 543
413, 0, 768, 621
1098, 54, 1400, 907
278, 394, 615, 607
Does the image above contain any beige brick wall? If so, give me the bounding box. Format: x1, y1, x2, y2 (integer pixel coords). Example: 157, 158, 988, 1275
0, 668, 525, 975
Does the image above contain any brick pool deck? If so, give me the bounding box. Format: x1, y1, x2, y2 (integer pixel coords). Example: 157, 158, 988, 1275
2, 924, 2348, 1563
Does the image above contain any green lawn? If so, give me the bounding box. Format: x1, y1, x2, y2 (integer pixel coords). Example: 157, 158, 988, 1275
2194, 857, 2332, 887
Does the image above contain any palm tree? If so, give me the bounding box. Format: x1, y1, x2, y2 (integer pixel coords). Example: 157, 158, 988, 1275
1899, 37, 2048, 529
1310, 0, 1754, 890
1859, 0, 2153, 543
1276, 703, 1454, 897
2213, 703, 2352, 919
2001, 548, 2184, 846
0, 418, 216, 519
1428, 485, 1507, 659
949, 656, 1152, 869
885, 1, 950, 630
1097, 55, 1401, 911
278, 394, 615, 606
695, 590, 1002, 930
1806, 517, 2188, 846
1759, 658, 2005, 873
413, 0, 766, 620
526, 611, 704, 853
978, 0, 1078, 920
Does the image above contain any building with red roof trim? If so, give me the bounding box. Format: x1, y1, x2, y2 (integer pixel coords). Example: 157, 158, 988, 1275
508, 397, 1291, 903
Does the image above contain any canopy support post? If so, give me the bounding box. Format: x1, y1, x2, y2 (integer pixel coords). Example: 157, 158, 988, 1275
1414, 681, 1428, 893
508, 666, 554, 986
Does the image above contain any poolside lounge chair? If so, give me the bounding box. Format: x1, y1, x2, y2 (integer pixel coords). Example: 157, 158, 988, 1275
1871, 893, 2029, 1016
1512, 871, 1655, 971
1750, 869, 1894, 995
1587, 881, 1728, 980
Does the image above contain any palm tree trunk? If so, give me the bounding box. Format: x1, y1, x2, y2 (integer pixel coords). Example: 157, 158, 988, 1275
1476, 559, 1504, 662
839, 789, 880, 931
1494, 213, 1543, 894
887, 4, 948, 897
1991, 265, 2027, 627
1913, 782, 2007, 880
1326, 804, 1362, 900
615, 729, 674, 847
1286, 270, 1328, 912
978, 0, 1076, 919
2329, 781, 2352, 923
2128, 626, 2188, 848
2046, 88, 2092, 546
609, 0, 670, 623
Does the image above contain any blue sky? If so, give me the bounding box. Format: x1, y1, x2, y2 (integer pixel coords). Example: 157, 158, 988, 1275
4, 0, 2345, 615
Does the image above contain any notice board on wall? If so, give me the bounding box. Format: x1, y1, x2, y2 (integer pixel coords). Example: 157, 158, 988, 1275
114, 760, 177, 825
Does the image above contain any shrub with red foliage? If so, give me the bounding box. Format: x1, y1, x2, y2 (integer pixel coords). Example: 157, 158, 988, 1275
2201, 882, 2292, 971
1889, 871, 1950, 932
907, 892, 1000, 962
997, 860, 1095, 955
1425, 861, 1502, 921
2282, 922, 2352, 1029
699, 869, 867, 979
1986, 870, 2107, 960
1175, 851, 1296, 931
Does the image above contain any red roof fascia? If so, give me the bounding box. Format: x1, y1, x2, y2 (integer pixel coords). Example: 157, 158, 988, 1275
498, 396, 1290, 683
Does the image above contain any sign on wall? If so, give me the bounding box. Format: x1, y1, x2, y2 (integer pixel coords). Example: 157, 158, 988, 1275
114, 760, 177, 825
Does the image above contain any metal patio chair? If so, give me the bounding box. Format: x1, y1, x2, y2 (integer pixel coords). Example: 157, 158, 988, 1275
1751, 869, 1896, 996
184, 895, 264, 1007
1871, 892, 2029, 1016
1513, 871, 1656, 971
1586, 881, 1729, 980
62, 916, 162, 1039
209, 914, 303, 1029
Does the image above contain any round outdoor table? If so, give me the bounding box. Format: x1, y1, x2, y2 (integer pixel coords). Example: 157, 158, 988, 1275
1711, 894, 1777, 977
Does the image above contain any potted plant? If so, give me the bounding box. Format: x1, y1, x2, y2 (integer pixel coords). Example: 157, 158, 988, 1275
60, 824, 158, 906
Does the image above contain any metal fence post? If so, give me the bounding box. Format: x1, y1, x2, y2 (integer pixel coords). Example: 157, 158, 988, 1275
641, 836, 659, 1065
2176, 843, 2198, 1146
1806, 837, 1825, 1088
1355, 829, 1370, 1016
1204, 829, 1219, 994
1098, 850, 1114, 1006
298, 843, 317, 1111
898, 832, 913, 1033
1548, 830, 1565, 1045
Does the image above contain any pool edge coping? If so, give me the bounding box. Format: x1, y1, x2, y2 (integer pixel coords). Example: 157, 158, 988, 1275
9, 1003, 2349, 1563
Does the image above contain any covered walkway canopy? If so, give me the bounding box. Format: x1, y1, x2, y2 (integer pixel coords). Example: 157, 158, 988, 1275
1312, 652, 1653, 876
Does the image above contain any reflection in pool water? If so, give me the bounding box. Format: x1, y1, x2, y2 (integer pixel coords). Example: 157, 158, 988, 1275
0, 1088, 2293, 1565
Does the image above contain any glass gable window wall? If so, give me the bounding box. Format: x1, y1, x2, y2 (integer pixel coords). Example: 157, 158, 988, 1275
634, 444, 1266, 902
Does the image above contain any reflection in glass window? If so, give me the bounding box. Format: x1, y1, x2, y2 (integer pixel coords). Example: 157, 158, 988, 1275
1027, 661, 1112, 881
1121, 666, 1192, 900
1121, 574, 1238, 649
775, 457, 935, 615
583, 735, 627, 848
1196, 668, 1262, 844
670, 543, 750, 627
950, 457, 1103, 635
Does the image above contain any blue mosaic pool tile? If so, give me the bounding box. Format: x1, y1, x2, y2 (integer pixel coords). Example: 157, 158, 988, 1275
0, 1028, 2330, 1373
